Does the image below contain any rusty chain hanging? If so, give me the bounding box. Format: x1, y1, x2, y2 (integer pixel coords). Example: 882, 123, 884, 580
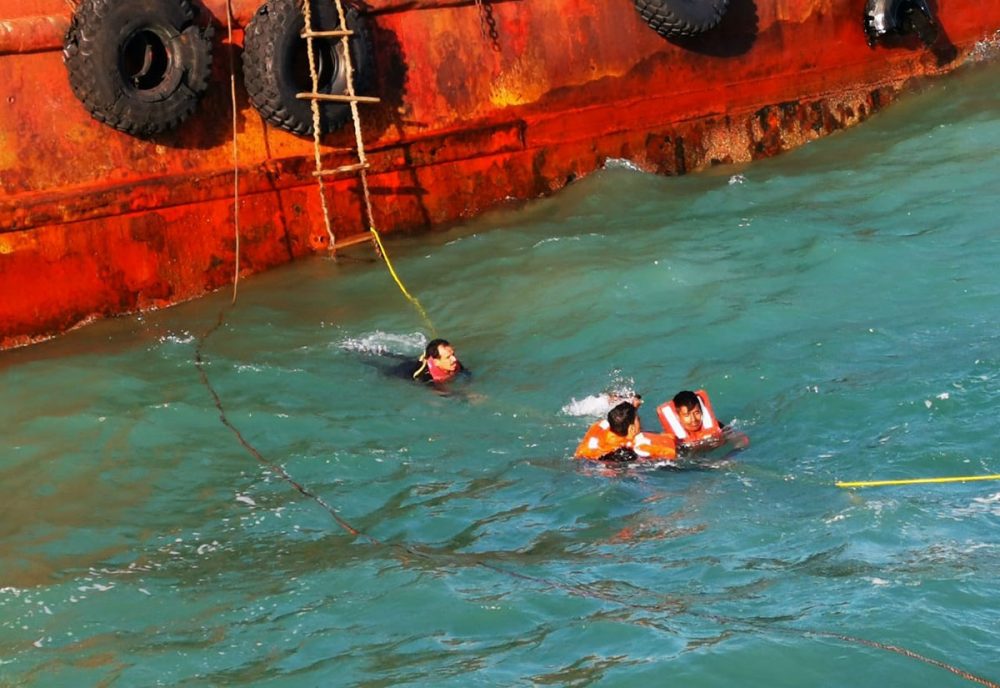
474, 0, 501, 52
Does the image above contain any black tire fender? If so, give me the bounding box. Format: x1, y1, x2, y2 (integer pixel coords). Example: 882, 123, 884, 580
633, 0, 730, 39
242, 0, 374, 137
63, 0, 214, 137
863, 0, 936, 46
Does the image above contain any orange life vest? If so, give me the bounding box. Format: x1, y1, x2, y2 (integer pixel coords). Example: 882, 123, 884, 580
575, 419, 676, 462
656, 389, 723, 444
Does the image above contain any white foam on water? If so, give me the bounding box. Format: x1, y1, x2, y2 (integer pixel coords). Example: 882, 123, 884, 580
561, 394, 615, 417
970, 29, 1000, 61
235, 364, 264, 373
159, 332, 195, 345
339, 331, 426, 356
603, 157, 644, 172
533, 236, 582, 248
951, 491, 1000, 518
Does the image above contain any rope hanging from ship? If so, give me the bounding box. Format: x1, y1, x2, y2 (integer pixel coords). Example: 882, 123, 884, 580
302, 0, 341, 252
291, 0, 437, 333
196, 0, 380, 543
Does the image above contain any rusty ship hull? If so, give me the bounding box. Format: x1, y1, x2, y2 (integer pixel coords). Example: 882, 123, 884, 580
1, 0, 999, 349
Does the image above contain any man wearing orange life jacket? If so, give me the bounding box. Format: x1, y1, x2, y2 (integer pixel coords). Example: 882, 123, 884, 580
656, 389, 727, 451
575, 401, 676, 463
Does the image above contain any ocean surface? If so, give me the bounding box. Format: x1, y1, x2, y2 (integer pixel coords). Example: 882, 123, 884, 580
3, 59, 1000, 687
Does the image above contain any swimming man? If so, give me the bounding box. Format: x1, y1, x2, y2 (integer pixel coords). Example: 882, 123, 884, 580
576, 401, 676, 463
395, 338, 467, 385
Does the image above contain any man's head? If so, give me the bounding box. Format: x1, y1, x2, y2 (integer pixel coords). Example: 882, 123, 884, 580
672, 390, 703, 433
607, 401, 639, 437
425, 338, 458, 373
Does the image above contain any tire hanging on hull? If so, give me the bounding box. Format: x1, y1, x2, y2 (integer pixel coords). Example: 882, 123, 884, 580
863, 0, 937, 46
242, 0, 374, 137
632, 0, 730, 39
63, 0, 214, 137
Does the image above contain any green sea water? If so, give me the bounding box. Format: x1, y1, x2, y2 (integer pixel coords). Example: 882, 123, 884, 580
2, 59, 1000, 687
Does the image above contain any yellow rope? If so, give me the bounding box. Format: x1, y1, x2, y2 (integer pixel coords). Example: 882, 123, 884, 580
836, 474, 1000, 489
369, 227, 436, 335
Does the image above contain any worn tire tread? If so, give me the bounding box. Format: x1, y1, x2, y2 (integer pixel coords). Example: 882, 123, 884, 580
63, 0, 213, 137
632, 0, 729, 39
242, 0, 373, 137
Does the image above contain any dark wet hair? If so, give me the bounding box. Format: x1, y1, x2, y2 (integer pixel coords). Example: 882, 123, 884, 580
424, 338, 451, 360
672, 390, 699, 411
607, 401, 636, 436
601, 446, 637, 463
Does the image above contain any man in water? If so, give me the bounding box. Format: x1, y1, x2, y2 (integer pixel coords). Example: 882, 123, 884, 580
395, 338, 467, 385
656, 389, 748, 453
575, 401, 676, 463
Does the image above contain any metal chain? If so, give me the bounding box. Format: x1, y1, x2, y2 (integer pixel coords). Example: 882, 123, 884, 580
474, 0, 501, 52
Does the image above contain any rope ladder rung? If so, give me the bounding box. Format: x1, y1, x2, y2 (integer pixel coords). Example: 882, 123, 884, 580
301, 29, 354, 38
303, 0, 384, 263
330, 233, 377, 251
296, 92, 381, 104
313, 163, 369, 177
304, 146, 356, 154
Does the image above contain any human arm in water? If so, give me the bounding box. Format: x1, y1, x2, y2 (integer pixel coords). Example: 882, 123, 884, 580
676, 425, 750, 455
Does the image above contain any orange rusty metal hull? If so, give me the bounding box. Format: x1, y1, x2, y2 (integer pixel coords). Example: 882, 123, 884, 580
1, 0, 999, 349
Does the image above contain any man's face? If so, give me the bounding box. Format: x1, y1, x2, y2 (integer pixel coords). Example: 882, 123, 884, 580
433, 345, 458, 372
677, 403, 703, 433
